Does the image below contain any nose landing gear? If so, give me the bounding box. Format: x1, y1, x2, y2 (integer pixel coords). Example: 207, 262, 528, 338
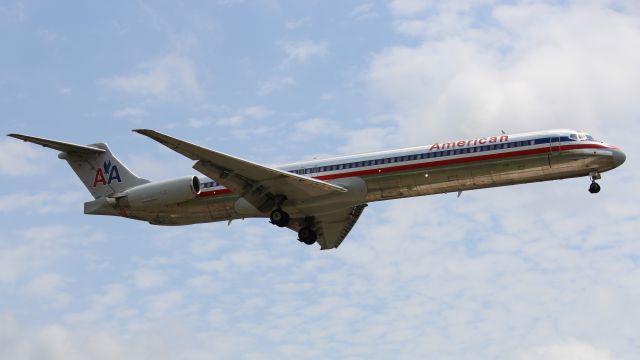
589, 171, 601, 194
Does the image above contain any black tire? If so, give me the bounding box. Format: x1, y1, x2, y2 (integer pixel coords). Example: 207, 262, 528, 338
270, 209, 290, 227
589, 182, 601, 194
298, 227, 317, 245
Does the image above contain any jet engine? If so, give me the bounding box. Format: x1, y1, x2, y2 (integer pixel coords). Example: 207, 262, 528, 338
118, 176, 201, 208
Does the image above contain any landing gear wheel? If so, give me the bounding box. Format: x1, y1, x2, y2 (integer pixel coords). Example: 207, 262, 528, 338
298, 227, 317, 245
270, 209, 290, 227
589, 182, 601, 194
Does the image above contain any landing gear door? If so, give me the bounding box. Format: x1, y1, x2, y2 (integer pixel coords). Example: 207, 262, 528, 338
548, 136, 561, 167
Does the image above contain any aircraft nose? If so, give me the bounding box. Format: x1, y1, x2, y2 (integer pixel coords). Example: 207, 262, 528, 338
612, 148, 626, 168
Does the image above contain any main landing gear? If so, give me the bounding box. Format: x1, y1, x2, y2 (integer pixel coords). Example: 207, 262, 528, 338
297, 226, 317, 245
269, 208, 317, 245
589, 171, 601, 194
269, 208, 290, 227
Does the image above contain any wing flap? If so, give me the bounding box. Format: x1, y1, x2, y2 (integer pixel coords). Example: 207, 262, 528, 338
286, 204, 368, 250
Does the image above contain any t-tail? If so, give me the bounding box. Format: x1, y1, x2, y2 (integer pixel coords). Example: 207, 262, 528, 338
7, 133, 149, 199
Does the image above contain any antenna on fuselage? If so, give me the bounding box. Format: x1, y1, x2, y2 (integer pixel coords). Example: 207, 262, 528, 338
501, 130, 506, 135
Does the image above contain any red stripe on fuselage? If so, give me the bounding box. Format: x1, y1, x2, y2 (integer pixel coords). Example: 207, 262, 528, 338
196, 143, 612, 198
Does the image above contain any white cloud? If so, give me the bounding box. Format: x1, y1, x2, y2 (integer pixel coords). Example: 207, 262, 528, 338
112, 107, 147, 119
349, 3, 379, 20
242, 105, 273, 119
231, 126, 273, 140
285, 17, 310, 30
148, 291, 183, 316
93, 284, 127, 308
125, 153, 193, 180
388, 0, 433, 16
134, 268, 166, 289
0, 191, 85, 213
280, 40, 328, 63
24, 273, 71, 307
187, 106, 272, 128
215, 115, 244, 126
339, 127, 401, 153
294, 118, 341, 136
365, 3, 640, 145
99, 54, 201, 100
0, 225, 99, 284
65, 283, 128, 323
518, 340, 613, 360
258, 76, 296, 96
0, 2, 26, 23
0, 138, 46, 176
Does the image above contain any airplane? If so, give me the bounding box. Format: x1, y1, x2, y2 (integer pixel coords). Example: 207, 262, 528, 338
7, 129, 626, 250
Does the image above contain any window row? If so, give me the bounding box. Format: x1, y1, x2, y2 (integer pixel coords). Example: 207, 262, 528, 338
288, 140, 539, 175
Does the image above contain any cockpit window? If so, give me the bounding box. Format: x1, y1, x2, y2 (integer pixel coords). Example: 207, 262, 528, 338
569, 133, 578, 141
577, 133, 595, 141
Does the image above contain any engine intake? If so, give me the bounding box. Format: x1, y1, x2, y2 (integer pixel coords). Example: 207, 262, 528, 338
118, 176, 201, 208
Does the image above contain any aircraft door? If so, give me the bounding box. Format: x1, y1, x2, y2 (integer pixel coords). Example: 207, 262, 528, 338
548, 136, 561, 167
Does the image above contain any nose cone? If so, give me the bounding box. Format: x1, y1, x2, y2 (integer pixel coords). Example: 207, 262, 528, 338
612, 148, 626, 168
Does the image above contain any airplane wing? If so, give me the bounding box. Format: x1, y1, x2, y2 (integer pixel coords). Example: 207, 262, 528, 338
288, 204, 367, 250
133, 129, 347, 212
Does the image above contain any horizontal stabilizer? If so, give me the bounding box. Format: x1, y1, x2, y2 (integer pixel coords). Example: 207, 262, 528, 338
7, 133, 105, 154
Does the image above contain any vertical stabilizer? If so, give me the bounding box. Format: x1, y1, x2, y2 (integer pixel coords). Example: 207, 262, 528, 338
60, 143, 149, 199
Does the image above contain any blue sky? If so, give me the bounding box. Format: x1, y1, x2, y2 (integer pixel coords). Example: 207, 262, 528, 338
1, 1, 639, 359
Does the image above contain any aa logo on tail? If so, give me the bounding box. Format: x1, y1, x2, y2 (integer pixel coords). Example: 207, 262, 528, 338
93, 160, 122, 187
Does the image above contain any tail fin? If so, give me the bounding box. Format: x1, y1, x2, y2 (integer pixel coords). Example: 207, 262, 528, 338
8, 133, 149, 199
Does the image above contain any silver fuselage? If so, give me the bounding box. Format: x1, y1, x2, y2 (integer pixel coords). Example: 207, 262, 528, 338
106, 129, 626, 225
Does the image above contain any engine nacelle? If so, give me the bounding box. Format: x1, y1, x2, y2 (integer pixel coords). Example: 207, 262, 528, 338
119, 176, 201, 208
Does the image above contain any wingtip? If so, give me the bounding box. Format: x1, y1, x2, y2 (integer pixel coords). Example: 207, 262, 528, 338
7, 133, 25, 140
132, 129, 155, 136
